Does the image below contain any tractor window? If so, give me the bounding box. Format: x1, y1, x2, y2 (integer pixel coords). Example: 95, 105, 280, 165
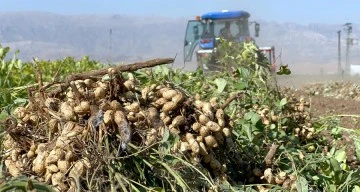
236, 18, 250, 37
212, 20, 239, 40
196, 19, 249, 40
200, 21, 213, 38
184, 20, 202, 62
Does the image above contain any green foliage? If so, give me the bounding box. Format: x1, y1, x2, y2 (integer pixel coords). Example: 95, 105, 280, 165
1, 41, 359, 192
0, 44, 102, 113
138, 40, 360, 191
277, 64, 291, 75
0, 176, 55, 191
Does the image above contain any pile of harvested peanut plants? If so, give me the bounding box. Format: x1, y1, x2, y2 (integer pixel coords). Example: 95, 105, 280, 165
1, 59, 242, 191
236, 92, 314, 191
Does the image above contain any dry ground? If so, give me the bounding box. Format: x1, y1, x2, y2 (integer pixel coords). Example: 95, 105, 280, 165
277, 74, 360, 129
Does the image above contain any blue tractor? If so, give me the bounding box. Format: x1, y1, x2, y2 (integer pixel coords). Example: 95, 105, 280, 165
183, 10, 275, 71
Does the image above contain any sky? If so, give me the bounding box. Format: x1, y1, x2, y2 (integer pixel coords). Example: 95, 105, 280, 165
1, 0, 360, 25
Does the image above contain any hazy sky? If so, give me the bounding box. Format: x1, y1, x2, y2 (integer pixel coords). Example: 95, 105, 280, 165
1, 0, 359, 24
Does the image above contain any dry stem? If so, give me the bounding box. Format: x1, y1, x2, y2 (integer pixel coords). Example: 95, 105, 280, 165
264, 143, 279, 167
221, 92, 244, 109
48, 58, 174, 97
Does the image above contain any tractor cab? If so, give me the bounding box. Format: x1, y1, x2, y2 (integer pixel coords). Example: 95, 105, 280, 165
183, 10, 260, 70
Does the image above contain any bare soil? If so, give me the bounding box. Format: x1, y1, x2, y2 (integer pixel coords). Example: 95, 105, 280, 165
277, 74, 360, 129
291, 89, 360, 129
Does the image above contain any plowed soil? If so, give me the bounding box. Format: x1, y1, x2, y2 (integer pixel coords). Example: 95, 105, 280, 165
277, 74, 360, 129
291, 89, 360, 129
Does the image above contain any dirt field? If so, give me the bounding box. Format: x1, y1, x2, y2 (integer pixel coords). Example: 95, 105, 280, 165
276, 74, 360, 88
277, 74, 360, 129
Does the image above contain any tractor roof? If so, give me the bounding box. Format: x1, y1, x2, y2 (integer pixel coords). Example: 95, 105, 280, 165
201, 10, 250, 20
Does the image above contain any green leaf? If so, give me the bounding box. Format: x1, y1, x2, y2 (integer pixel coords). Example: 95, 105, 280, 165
251, 113, 260, 125
276, 64, 292, 75
151, 187, 166, 192
330, 158, 341, 172
279, 98, 287, 108
334, 171, 344, 185
279, 130, 286, 138
234, 82, 247, 90
170, 133, 180, 145
0, 110, 8, 120
173, 75, 181, 84
154, 65, 170, 76
312, 175, 320, 181
244, 111, 255, 120
13, 98, 27, 105
237, 67, 250, 80
243, 111, 260, 125
329, 146, 336, 156
160, 128, 170, 143
214, 78, 227, 93
335, 148, 347, 163
296, 176, 309, 192
354, 139, 360, 160
1, 59, 6, 70
16, 59, 22, 69
242, 123, 253, 142
284, 68, 291, 75
331, 127, 341, 136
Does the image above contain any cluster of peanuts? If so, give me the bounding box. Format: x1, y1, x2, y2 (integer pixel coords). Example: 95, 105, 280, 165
252, 168, 297, 191
3, 70, 237, 190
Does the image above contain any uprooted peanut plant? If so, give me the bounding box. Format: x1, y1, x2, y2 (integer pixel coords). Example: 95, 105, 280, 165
1, 41, 360, 192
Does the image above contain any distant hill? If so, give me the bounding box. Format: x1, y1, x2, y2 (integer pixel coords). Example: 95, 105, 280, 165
1, 11, 359, 73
